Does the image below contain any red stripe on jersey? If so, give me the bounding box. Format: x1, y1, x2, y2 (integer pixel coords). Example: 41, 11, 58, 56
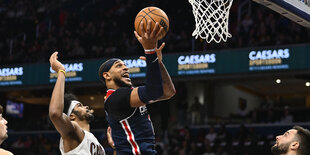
121, 120, 140, 155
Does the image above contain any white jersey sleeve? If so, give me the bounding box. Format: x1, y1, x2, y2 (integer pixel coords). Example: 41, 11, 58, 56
59, 130, 105, 155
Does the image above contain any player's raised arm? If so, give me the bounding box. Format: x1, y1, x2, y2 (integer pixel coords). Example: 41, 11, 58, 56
139, 43, 176, 102
129, 21, 165, 107
155, 44, 176, 100
48, 52, 79, 137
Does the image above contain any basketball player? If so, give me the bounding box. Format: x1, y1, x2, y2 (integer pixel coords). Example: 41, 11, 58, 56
0, 105, 13, 155
49, 52, 105, 155
98, 20, 176, 154
271, 126, 310, 155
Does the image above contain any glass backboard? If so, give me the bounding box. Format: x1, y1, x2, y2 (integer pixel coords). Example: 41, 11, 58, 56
253, 0, 310, 28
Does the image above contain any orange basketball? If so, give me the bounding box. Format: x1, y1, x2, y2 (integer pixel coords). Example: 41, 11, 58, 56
134, 7, 169, 40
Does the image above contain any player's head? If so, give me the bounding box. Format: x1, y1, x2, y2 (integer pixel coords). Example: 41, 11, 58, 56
98, 58, 132, 89
0, 105, 8, 144
271, 126, 310, 155
64, 93, 94, 123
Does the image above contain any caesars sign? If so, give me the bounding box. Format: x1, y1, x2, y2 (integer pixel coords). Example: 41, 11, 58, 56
248, 48, 290, 71
0, 67, 23, 86
123, 58, 146, 78
50, 63, 84, 82
177, 54, 216, 75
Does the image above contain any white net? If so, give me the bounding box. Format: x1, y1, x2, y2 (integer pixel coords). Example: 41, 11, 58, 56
189, 0, 233, 43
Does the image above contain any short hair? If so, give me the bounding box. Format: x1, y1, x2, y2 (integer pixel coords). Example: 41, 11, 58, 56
293, 126, 310, 155
0, 105, 3, 114
63, 93, 78, 114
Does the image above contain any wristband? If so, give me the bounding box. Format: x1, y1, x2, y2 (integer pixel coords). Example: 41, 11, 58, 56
144, 48, 156, 54
58, 70, 66, 77
138, 53, 163, 104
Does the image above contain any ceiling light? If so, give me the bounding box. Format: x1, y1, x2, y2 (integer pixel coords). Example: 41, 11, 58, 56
276, 79, 281, 84
306, 82, 310, 87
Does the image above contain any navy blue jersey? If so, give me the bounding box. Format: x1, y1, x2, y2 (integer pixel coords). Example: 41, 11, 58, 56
105, 88, 157, 155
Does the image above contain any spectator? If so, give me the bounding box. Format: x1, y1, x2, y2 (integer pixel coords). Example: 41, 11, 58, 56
280, 107, 293, 124
236, 98, 249, 118
189, 96, 202, 125
205, 126, 217, 143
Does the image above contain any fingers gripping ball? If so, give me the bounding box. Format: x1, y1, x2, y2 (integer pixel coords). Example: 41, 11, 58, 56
134, 6, 169, 39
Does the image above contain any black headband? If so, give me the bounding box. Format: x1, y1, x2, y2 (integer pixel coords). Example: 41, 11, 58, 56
99, 58, 120, 83
102, 58, 119, 72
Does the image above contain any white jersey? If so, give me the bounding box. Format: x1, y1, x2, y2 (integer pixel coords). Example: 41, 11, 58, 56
59, 130, 105, 155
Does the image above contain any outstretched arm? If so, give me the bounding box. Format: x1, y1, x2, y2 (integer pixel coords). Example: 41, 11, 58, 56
49, 52, 80, 138
158, 60, 176, 100
139, 43, 176, 102
130, 21, 165, 107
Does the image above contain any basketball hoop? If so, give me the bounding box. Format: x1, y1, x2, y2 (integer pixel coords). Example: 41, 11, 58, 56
189, 0, 233, 43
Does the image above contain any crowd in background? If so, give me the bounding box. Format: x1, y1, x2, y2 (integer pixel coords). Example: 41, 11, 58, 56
2, 83, 310, 132
0, 0, 310, 65
4, 93, 310, 132
2, 134, 60, 155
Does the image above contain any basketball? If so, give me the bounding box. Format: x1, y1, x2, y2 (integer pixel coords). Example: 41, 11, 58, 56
134, 6, 169, 39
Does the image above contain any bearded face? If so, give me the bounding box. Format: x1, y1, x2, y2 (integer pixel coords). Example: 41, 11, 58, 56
113, 76, 132, 88
106, 60, 132, 88
72, 109, 95, 123
271, 129, 299, 155
271, 141, 291, 155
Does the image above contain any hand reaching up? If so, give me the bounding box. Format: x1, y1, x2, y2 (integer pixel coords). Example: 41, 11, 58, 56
134, 20, 164, 50
49, 52, 65, 73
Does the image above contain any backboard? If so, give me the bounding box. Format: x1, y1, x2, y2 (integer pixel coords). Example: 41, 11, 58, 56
253, 0, 310, 28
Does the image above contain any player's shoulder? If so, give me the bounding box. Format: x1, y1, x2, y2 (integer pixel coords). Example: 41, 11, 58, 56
116, 87, 132, 91
0, 148, 13, 155
106, 87, 132, 102
113, 87, 133, 95
105, 87, 133, 110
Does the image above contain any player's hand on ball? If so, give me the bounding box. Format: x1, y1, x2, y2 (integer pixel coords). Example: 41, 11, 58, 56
134, 20, 165, 50
139, 42, 165, 63
49, 51, 65, 73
